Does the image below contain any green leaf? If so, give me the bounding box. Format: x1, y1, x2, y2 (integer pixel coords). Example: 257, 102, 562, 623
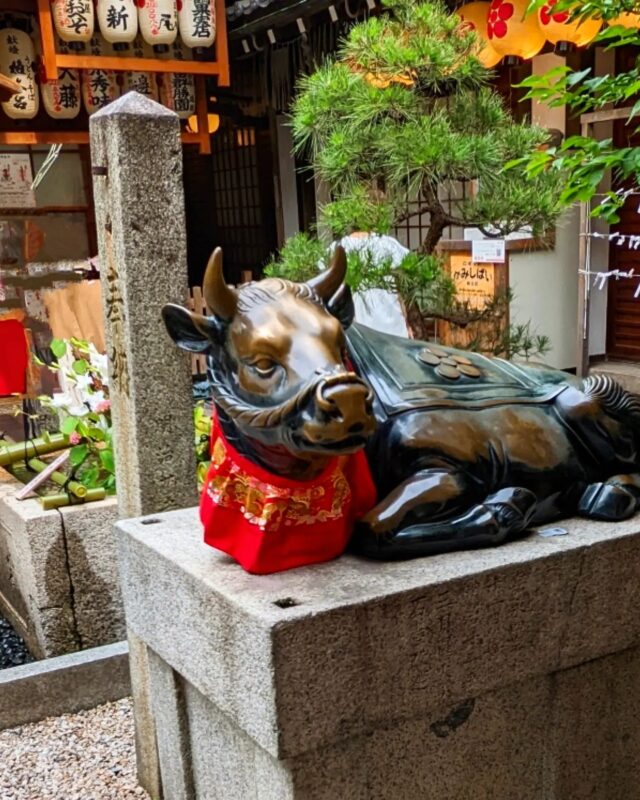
99, 449, 115, 474
86, 426, 106, 442
50, 339, 67, 359
69, 444, 89, 467
60, 416, 79, 435
72, 359, 89, 375
80, 466, 100, 488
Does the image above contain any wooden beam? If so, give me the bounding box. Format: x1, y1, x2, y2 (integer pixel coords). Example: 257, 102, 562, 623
580, 107, 634, 125
0, 130, 207, 146
0, 130, 90, 144
195, 76, 211, 155
0, 72, 20, 102
215, 0, 230, 87
55, 54, 223, 75
37, 0, 59, 81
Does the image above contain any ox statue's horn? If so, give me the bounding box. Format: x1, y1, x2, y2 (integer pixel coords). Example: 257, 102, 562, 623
203, 247, 237, 320
307, 245, 347, 301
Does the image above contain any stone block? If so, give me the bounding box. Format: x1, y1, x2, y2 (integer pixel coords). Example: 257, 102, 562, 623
0, 468, 123, 657
0, 641, 130, 731
117, 508, 640, 798
549, 646, 640, 800
59, 500, 126, 648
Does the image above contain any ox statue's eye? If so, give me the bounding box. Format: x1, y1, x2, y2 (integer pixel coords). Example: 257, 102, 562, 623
252, 358, 277, 377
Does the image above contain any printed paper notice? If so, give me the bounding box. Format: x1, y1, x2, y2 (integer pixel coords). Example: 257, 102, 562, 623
0, 154, 36, 208
472, 238, 505, 264
449, 253, 495, 310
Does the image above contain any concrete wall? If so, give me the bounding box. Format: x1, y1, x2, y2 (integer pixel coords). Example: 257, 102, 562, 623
510, 207, 579, 370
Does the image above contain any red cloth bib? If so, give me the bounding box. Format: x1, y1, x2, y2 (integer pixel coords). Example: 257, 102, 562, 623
0, 319, 28, 397
200, 415, 377, 574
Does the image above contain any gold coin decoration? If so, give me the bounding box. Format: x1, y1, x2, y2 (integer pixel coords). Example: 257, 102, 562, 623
418, 350, 441, 366
452, 354, 472, 366
417, 345, 483, 380
436, 364, 461, 380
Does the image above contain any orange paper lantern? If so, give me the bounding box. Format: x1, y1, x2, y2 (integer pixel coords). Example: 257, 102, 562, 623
456, 1, 502, 68
539, 0, 602, 48
609, 12, 640, 28
487, 0, 545, 61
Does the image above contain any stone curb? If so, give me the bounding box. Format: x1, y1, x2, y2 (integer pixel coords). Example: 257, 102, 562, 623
0, 641, 130, 731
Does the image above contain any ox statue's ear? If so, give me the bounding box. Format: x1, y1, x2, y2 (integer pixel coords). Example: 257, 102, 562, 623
161, 303, 224, 353
327, 282, 355, 330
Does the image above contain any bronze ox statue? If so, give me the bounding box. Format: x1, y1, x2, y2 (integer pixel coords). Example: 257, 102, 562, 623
163, 246, 640, 560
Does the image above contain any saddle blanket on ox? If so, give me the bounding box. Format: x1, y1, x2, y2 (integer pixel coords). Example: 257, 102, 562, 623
346, 324, 640, 559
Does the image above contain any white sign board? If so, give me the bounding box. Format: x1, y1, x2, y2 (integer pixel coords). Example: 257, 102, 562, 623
0, 154, 36, 208
472, 238, 505, 264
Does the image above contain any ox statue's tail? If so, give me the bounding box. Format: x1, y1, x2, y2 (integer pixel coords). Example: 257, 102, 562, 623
583, 374, 640, 432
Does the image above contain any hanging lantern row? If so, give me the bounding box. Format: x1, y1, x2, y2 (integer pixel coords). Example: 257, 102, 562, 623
51, 0, 215, 53
455, 0, 632, 65
0, 27, 196, 119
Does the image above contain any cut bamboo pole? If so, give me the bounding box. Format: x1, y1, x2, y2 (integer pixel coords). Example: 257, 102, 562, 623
0, 435, 70, 467
40, 488, 106, 510
26, 458, 88, 499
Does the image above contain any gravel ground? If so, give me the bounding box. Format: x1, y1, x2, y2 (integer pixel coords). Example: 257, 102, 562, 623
0, 615, 34, 670
0, 699, 149, 800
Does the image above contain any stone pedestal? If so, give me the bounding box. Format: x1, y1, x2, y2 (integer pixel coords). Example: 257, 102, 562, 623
117, 509, 640, 800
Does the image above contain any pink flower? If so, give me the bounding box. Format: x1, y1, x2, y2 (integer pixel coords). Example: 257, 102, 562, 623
69, 432, 82, 445
95, 400, 111, 414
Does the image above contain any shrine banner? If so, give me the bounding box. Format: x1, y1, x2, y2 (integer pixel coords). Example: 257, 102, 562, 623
0, 319, 28, 397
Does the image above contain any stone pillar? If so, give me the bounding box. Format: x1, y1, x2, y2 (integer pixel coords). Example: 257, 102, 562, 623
90, 91, 197, 518
90, 92, 199, 799
117, 508, 640, 800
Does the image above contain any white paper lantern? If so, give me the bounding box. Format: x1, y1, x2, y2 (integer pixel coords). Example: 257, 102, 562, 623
123, 71, 159, 101
0, 29, 39, 120
96, 0, 138, 48
42, 67, 81, 119
52, 0, 95, 46
178, 0, 216, 50
82, 35, 120, 115
158, 72, 195, 118
138, 0, 178, 52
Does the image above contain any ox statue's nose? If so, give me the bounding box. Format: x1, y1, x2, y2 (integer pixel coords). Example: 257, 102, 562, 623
301, 374, 376, 451
316, 379, 372, 429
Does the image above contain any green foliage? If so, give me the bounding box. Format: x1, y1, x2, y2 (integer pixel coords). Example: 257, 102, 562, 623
291, 0, 565, 251
446, 290, 552, 360
516, 1, 640, 222
264, 235, 550, 360
36, 338, 115, 494
265, 232, 444, 298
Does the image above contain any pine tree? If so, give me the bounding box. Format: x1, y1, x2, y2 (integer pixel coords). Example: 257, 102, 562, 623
291, 0, 565, 255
